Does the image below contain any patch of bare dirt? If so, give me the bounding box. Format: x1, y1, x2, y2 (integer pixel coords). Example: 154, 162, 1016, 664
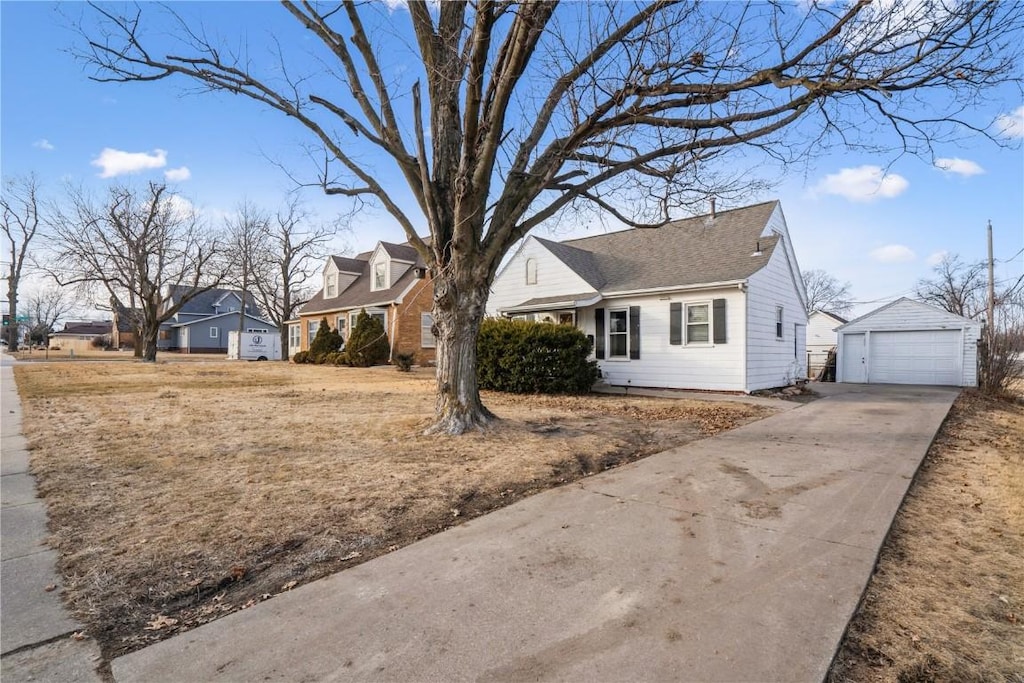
13, 361, 772, 659
828, 391, 1024, 682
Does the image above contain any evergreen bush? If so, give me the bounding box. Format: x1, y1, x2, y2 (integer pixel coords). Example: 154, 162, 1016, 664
394, 351, 415, 372
292, 350, 309, 364
308, 317, 344, 362
345, 309, 391, 367
477, 318, 598, 394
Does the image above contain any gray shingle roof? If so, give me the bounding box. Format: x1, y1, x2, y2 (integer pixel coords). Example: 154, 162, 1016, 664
300, 244, 428, 315
380, 242, 420, 262
330, 256, 364, 273
166, 285, 261, 316
553, 200, 780, 292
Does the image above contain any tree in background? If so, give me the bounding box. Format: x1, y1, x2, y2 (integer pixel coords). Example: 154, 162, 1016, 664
802, 269, 853, 316
249, 199, 338, 360
49, 183, 226, 362
1, 174, 45, 351
82, 1, 1024, 432
224, 201, 271, 339
915, 254, 987, 319
23, 283, 78, 348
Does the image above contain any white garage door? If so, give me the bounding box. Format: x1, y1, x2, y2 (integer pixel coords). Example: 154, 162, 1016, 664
869, 330, 961, 385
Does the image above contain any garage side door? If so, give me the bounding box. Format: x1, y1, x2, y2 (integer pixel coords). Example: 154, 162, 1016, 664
869, 330, 961, 385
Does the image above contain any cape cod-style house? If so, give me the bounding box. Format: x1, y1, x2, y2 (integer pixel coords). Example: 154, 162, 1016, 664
487, 200, 809, 392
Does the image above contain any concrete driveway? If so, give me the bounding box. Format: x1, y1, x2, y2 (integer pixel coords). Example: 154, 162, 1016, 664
112, 383, 959, 682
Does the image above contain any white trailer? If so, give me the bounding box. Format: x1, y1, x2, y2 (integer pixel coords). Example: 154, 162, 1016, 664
227, 331, 282, 361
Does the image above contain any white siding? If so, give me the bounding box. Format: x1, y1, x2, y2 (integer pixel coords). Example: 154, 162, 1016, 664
487, 237, 596, 316
835, 299, 981, 386
745, 237, 808, 391
578, 289, 747, 392
807, 312, 844, 375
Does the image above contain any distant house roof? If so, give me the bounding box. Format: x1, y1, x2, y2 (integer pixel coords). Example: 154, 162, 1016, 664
53, 321, 111, 337
543, 201, 781, 293
165, 285, 262, 317
300, 242, 428, 315
810, 310, 849, 325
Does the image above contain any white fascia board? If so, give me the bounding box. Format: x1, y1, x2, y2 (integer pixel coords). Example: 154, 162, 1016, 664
599, 280, 747, 299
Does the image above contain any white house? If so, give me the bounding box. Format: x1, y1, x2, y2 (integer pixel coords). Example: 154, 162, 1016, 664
487, 200, 809, 393
806, 310, 848, 378
835, 298, 981, 386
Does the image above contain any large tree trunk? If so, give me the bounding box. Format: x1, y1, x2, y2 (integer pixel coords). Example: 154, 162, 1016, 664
426, 273, 495, 435
6, 283, 19, 352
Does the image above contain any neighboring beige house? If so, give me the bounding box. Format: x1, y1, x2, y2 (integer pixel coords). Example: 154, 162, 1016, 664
290, 241, 436, 364
487, 200, 810, 392
48, 321, 113, 353
806, 310, 847, 378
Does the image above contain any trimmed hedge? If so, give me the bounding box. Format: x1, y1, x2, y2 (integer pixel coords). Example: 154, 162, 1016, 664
477, 318, 598, 394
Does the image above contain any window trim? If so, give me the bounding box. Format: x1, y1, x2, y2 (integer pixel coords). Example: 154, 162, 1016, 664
326, 274, 336, 298
607, 308, 629, 359
525, 257, 537, 285
685, 301, 711, 346
307, 320, 319, 347
289, 324, 301, 349
210, 326, 219, 339
372, 260, 388, 291
421, 312, 436, 349
776, 306, 784, 339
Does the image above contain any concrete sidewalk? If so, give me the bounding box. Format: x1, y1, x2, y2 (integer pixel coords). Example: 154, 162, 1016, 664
111, 382, 958, 682
1, 354, 105, 682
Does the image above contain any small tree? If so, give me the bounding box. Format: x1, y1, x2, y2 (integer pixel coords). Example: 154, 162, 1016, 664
345, 310, 390, 368
308, 316, 343, 362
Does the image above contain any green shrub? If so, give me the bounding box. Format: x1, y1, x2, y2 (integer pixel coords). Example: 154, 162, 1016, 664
309, 317, 344, 362
324, 351, 349, 366
345, 309, 391, 367
394, 351, 415, 372
477, 318, 598, 394
292, 350, 309, 364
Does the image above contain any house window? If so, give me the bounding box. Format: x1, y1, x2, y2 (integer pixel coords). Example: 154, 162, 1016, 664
289, 324, 300, 349
350, 310, 387, 333
326, 275, 336, 298
307, 320, 319, 346
608, 309, 628, 358
525, 258, 537, 285
686, 303, 710, 344
210, 326, 219, 339
558, 312, 575, 326
373, 261, 387, 291
776, 306, 784, 339
421, 313, 436, 348
336, 316, 347, 340
159, 329, 170, 341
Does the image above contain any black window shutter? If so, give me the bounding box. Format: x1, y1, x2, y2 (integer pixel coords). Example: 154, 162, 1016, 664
713, 298, 727, 344
594, 308, 605, 359
669, 302, 682, 345
629, 306, 641, 359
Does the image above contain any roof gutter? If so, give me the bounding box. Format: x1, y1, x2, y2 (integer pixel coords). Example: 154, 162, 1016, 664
499, 294, 603, 314
598, 280, 747, 300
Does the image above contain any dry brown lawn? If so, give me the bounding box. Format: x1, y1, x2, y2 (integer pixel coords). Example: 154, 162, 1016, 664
829, 391, 1024, 682
14, 360, 772, 659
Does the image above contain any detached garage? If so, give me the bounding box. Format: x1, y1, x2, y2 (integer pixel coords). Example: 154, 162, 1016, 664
836, 298, 982, 387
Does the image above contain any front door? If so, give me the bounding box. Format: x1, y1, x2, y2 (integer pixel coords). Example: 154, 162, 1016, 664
842, 333, 867, 383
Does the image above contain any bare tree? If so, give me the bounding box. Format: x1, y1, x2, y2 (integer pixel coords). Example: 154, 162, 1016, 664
249, 199, 336, 359
224, 201, 271, 341
915, 254, 987, 318
2, 174, 45, 351
80, 1, 1024, 432
49, 183, 225, 362
802, 269, 853, 316
23, 283, 78, 347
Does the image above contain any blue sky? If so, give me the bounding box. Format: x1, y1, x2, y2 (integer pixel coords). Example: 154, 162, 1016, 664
2, 1, 1022, 318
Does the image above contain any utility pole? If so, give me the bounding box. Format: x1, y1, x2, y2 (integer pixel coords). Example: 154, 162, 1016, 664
987, 220, 995, 344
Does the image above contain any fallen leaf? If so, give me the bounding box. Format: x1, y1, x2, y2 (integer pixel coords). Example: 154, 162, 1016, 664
71, 631, 88, 641
44, 584, 58, 592
340, 551, 361, 561
144, 615, 178, 631
281, 580, 298, 591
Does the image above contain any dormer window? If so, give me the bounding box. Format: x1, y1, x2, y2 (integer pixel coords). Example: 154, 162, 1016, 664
326, 275, 336, 298
525, 258, 537, 285
373, 261, 388, 291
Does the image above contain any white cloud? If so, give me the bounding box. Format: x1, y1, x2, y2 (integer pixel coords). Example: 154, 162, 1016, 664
870, 244, 916, 264
164, 167, 192, 182
934, 157, 984, 177
994, 105, 1024, 139
91, 148, 167, 178
926, 250, 949, 266
33, 139, 55, 151
814, 165, 909, 203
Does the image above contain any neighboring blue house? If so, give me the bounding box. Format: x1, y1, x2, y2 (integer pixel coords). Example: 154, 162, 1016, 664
159, 286, 278, 354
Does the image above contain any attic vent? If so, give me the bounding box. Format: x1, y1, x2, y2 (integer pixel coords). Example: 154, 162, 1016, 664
413, 267, 427, 279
